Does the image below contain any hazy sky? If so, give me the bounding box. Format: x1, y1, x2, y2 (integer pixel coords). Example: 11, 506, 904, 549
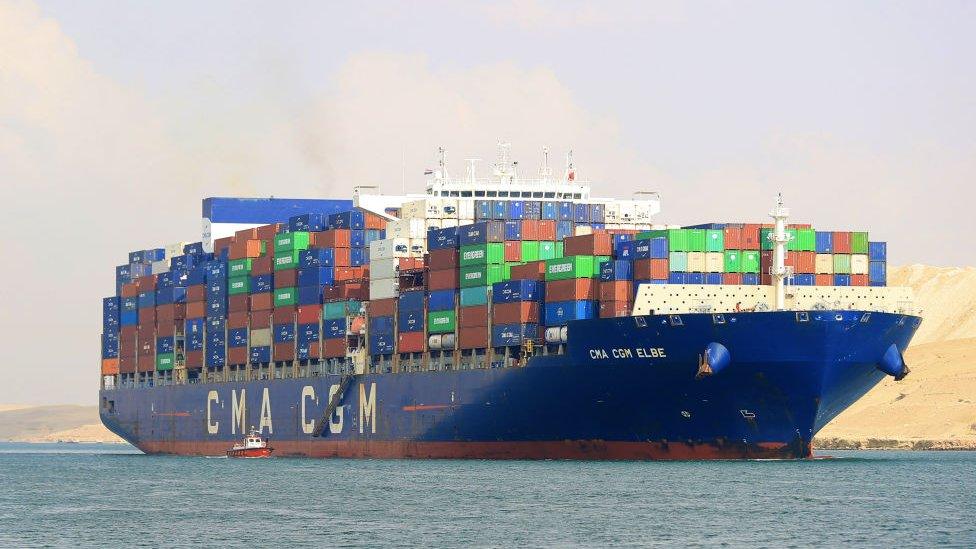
1, 1, 973, 404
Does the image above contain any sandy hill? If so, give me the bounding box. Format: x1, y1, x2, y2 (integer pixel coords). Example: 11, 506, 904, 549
0, 405, 124, 443
818, 265, 976, 448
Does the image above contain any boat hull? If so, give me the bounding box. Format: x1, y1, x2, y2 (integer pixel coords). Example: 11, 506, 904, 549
100, 310, 920, 460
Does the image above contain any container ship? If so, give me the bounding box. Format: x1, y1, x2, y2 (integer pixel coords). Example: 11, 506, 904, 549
99, 145, 920, 459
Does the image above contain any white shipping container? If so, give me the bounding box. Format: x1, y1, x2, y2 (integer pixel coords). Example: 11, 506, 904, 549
574, 225, 594, 236
164, 242, 187, 259
440, 218, 460, 229
687, 252, 706, 272
151, 260, 169, 274
409, 238, 427, 256
815, 254, 834, 274
705, 252, 724, 273
604, 203, 621, 223
369, 278, 398, 300
425, 218, 443, 231
617, 200, 638, 222
250, 328, 272, 347
400, 200, 427, 220
457, 200, 475, 220
370, 258, 399, 279
439, 198, 459, 218
387, 218, 427, 239
369, 238, 411, 260
851, 254, 870, 275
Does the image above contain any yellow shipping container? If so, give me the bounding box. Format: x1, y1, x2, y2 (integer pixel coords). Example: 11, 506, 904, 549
687, 252, 706, 272
705, 252, 724, 273
815, 254, 834, 274
850, 254, 870, 275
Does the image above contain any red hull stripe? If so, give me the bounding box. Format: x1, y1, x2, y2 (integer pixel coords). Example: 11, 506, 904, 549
138, 439, 809, 460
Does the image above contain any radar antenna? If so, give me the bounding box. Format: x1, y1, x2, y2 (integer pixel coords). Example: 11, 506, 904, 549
565, 149, 576, 182
769, 193, 793, 310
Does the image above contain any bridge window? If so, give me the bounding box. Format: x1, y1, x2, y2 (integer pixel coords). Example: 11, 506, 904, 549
474, 191, 485, 197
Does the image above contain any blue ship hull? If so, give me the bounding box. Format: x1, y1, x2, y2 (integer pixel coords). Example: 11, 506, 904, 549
99, 310, 920, 459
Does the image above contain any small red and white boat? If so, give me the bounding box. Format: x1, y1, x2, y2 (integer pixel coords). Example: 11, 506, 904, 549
226, 429, 273, 458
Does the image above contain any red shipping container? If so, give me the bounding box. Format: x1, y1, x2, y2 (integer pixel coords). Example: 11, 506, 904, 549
546, 279, 597, 302
397, 331, 425, 353
273, 306, 295, 324
119, 355, 136, 373
121, 282, 139, 298
185, 350, 203, 369
313, 229, 351, 248
186, 285, 206, 302
815, 274, 833, 286
138, 308, 155, 325
250, 293, 272, 311
492, 302, 540, 324
723, 227, 742, 250
335, 267, 367, 282
275, 269, 297, 288
256, 224, 282, 241
599, 301, 631, 318
722, 273, 743, 285
340, 281, 368, 300
273, 342, 295, 361
297, 305, 322, 324
138, 329, 155, 356
504, 241, 521, 262
761, 274, 772, 285
101, 358, 120, 376
364, 211, 387, 230
833, 231, 852, 253
323, 338, 347, 358
851, 274, 869, 286
599, 281, 632, 302
227, 311, 249, 329
235, 227, 259, 241
327, 247, 351, 267
229, 239, 264, 260
428, 249, 458, 270
518, 220, 538, 240
741, 224, 761, 250
228, 294, 249, 313
459, 306, 489, 327
458, 327, 489, 349
156, 321, 175, 337
120, 326, 138, 356
369, 298, 396, 317
303, 341, 322, 360
214, 236, 234, 256
156, 304, 177, 323
428, 269, 458, 290
250, 312, 272, 329
251, 255, 273, 275
537, 220, 557, 241
136, 275, 157, 293
227, 347, 248, 366
634, 259, 668, 281
509, 261, 546, 281
563, 233, 613, 257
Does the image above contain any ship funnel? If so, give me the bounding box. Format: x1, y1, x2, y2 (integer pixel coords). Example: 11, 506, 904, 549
696, 342, 731, 379
877, 344, 910, 381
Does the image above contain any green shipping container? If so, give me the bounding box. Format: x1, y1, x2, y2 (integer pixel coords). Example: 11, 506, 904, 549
228, 258, 253, 276
427, 310, 456, 333
668, 229, 691, 252
795, 229, 816, 252
274, 231, 310, 253
460, 265, 505, 288
228, 276, 250, 295
459, 243, 505, 267
539, 241, 558, 260
687, 229, 706, 252
851, 232, 869, 254
705, 229, 724, 252
459, 286, 489, 307
723, 250, 741, 273
545, 256, 595, 281
521, 241, 540, 262
740, 251, 761, 273
273, 251, 301, 271
636, 229, 667, 240
323, 300, 361, 319
156, 353, 175, 371
274, 287, 297, 307
669, 251, 688, 272
555, 241, 564, 258
833, 254, 852, 274
592, 256, 611, 277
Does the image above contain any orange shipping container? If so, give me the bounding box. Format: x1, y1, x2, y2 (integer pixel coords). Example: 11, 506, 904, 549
520, 220, 540, 240
121, 282, 139, 298
323, 338, 347, 358
136, 275, 157, 293
186, 301, 206, 318
815, 274, 833, 286
722, 273, 743, 285
274, 269, 297, 288
256, 224, 282, 241
459, 306, 489, 328
364, 212, 387, 230
214, 236, 234, 256
119, 354, 136, 373
458, 327, 489, 349
510, 261, 546, 281
335, 267, 367, 282
428, 269, 458, 291
251, 255, 273, 275
250, 293, 272, 311
156, 321, 175, 337
723, 227, 742, 250
186, 285, 206, 302
235, 227, 259, 241
227, 311, 249, 329
313, 229, 351, 248
563, 233, 613, 257
101, 358, 120, 375
599, 301, 631, 318
492, 302, 540, 324
599, 281, 632, 302
504, 241, 521, 262
250, 312, 272, 329
228, 294, 248, 313
227, 347, 248, 366
369, 298, 396, 317
634, 259, 668, 280
185, 350, 203, 369
273, 342, 295, 361
545, 279, 597, 302
741, 224, 761, 250
537, 220, 557, 241
297, 305, 322, 324
851, 274, 868, 286
273, 306, 295, 324
397, 331, 425, 353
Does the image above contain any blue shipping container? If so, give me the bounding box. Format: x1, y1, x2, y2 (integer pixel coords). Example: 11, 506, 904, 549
251, 274, 273, 293
297, 285, 322, 305
137, 291, 155, 309
492, 200, 506, 220
428, 289, 456, 311
273, 323, 295, 343
869, 261, 887, 285
492, 280, 540, 303
574, 203, 590, 223
398, 290, 425, 311
600, 260, 633, 281
289, 213, 327, 232
324, 318, 346, 339
555, 221, 574, 241
541, 201, 557, 220
589, 204, 605, 223
668, 272, 687, 284
350, 247, 366, 266
298, 323, 320, 343
300, 248, 334, 268
249, 346, 271, 364
397, 309, 425, 332
705, 273, 723, 285
228, 328, 248, 348
558, 202, 574, 221
328, 210, 365, 230
206, 318, 225, 346
506, 201, 525, 220
297, 267, 334, 287
504, 221, 522, 241
869, 242, 887, 261
474, 200, 492, 221
428, 227, 459, 250
156, 287, 187, 305
459, 221, 504, 246
815, 231, 833, 253
543, 300, 596, 326
370, 316, 395, 335
492, 323, 538, 347
369, 334, 395, 355
742, 273, 760, 285
834, 274, 851, 286
101, 333, 119, 359
615, 241, 635, 260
